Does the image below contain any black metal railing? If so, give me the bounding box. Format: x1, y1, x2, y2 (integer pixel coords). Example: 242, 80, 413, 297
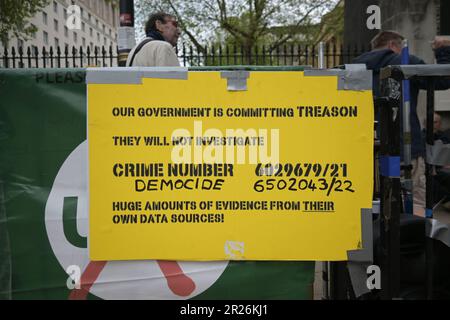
1, 45, 117, 68
1, 43, 368, 68
176, 43, 368, 68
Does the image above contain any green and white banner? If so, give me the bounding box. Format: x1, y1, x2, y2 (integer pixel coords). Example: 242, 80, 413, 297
0, 69, 314, 300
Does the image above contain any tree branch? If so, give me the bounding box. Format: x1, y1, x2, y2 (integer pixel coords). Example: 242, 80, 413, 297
269, 1, 328, 51
166, 0, 206, 53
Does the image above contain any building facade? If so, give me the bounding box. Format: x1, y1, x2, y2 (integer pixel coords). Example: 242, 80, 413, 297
1, 0, 119, 54
344, 0, 450, 118
378, 0, 450, 119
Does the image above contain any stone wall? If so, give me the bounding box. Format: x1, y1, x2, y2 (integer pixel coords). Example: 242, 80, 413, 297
381, 0, 439, 63
345, 0, 450, 127
380, 0, 450, 129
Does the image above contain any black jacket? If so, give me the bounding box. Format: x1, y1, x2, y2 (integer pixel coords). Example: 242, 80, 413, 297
353, 47, 450, 158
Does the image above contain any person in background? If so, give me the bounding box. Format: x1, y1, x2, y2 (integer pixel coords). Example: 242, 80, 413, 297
353, 31, 450, 216
432, 112, 450, 142
426, 112, 450, 206
126, 12, 181, 67
434, 38, 450, 50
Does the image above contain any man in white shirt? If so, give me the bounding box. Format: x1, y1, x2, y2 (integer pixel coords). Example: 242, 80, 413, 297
126, 12, 181, 67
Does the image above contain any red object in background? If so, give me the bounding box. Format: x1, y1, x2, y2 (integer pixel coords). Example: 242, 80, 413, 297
120, 13, 133, 26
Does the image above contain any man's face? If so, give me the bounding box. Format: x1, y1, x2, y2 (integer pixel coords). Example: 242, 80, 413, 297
156, 16, 180, 46
434, 113, 442, 133
388, 40, 402, 54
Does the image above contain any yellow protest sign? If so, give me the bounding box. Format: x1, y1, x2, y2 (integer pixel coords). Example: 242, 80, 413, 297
87, 68, 373, 261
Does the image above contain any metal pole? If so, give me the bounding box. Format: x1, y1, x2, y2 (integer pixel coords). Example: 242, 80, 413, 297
401, 39, 413, 214
322, 262, 329, 299
379, 79, 401, 300
118, 0, 135, 66
319, 40, 326, 299
318, 42, 325, 69
425, 78, 436, 299
329, 262, 351, 300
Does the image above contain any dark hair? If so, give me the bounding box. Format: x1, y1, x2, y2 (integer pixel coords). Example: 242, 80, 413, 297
145, 12, 173, 34
370, 31, 404, 50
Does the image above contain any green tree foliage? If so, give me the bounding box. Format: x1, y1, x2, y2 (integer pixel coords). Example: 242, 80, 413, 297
0, 0, 50, 46
136, 0, 339, 54
311, 0, 344, 45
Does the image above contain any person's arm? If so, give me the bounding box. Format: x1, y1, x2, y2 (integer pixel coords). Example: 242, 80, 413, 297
414, 37, 450, 90
435, 46, 450, 64
432, 37, 450, 63
432, 40, 450, 90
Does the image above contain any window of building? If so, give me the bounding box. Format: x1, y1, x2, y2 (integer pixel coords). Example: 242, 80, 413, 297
112, 7, 116, 26
17, 39, 24, 48
102, 24, 105, 33
64, 7, 67, 20
64, 26, 68, 37
73, 32, 78, 43
105, 3, 109, 24
104, 37, 107, 46
43, 31, 48, 45
82, 22, 85, 32
90, 27, 93, 37
107, 3, 111, 21
55, 38, 59, 48
54, 19, 59, 32
43, 12, 48, 25
97, 32, 100, 42
90, 42, 93, 50
53, 1, 58, 13
82, 37, 86, 46
96, 19, 99, 26
88, 13, 91, 22
441, 0, 450, 35
80, 7, 84, 18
